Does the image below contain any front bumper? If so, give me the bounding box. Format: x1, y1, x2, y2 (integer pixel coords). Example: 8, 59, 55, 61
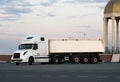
11, 59, 23, 62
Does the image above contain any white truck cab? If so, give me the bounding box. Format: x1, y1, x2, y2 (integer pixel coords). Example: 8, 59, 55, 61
11, 35, 49, 65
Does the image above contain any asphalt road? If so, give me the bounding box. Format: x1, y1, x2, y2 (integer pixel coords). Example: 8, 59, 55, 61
0, 63, 120, 82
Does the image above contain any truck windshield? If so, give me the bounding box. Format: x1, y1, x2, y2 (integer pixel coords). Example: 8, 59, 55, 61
19, 44, 33, 50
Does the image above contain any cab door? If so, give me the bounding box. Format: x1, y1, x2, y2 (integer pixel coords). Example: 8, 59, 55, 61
32, 43, 40, 62
39, 39, 49, 63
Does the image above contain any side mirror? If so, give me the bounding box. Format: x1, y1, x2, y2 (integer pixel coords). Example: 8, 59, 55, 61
18, 45, 20, 50
33, 44, 38, 50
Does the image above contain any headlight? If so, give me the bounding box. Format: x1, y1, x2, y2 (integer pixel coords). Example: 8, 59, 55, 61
23, 51, 28, 55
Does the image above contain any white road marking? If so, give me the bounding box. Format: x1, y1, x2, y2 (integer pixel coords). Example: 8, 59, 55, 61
96, 76, 108, 79
7, 71, 15, 73
23, 75, 33, 78
59, 75, 69, 78
78, 75, 88, 78
6, 75, 16, 78
70, 71, 76, 73
41, 75, 51, 78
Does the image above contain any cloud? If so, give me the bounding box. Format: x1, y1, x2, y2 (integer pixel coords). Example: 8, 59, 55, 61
62, 0, 108, 11
47, 12, 56, 17
39, 0, 56, 7
0, 0, 32, 21
0, 33, 25, 37
0, 24, 3, 27
90, 0, 109, 3
0, 0, 107, 21
0, 0, 31, 7
76, 25, 92, 28
2, 7, 32, 16
63, 0, 108, 3
0, 15, 19, 21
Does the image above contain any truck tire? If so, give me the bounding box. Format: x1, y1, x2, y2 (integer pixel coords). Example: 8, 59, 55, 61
53, 57, 59, 64
28, 57, 34, 65
59, 57, 65, 64
83, 57, 89, 63
73, 56, 80, 63
15, 62, 19, 65
91, 57, 98, 64
49, 58, 53, 64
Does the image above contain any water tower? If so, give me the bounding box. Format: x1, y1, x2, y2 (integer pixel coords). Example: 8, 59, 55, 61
103, 0, 120, 53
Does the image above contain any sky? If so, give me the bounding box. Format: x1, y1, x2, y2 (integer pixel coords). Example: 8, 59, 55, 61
0, 0, 110, 54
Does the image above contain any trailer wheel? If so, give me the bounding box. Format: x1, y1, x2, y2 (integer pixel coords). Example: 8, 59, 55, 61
15, 62, 19, 65
73, 56, 80, 63
59, 57, 65, 64
83, 57, 89, 63
28, 57, 34, 65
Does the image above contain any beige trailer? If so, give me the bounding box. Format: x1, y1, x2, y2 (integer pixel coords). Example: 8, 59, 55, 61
49, 39, 105, 53
49, 39, 105, 64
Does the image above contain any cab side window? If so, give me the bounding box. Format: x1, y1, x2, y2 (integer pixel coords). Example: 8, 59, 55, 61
33, 44, 38, 50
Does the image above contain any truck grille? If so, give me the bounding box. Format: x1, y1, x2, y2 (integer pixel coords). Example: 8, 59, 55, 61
14, 53, 20, 58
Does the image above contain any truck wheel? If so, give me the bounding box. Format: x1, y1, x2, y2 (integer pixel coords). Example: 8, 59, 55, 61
91, 57, 98, 64
83, 57, 89, 63
28, 57, 34, 65
73, 56, 80, 63
59, 57, 65, 64
49, 58, 53, 64
15, 62, 19, 65
53, 57, 59, 64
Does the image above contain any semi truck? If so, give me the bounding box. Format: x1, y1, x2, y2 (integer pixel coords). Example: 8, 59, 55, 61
11, 35, 105, 65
